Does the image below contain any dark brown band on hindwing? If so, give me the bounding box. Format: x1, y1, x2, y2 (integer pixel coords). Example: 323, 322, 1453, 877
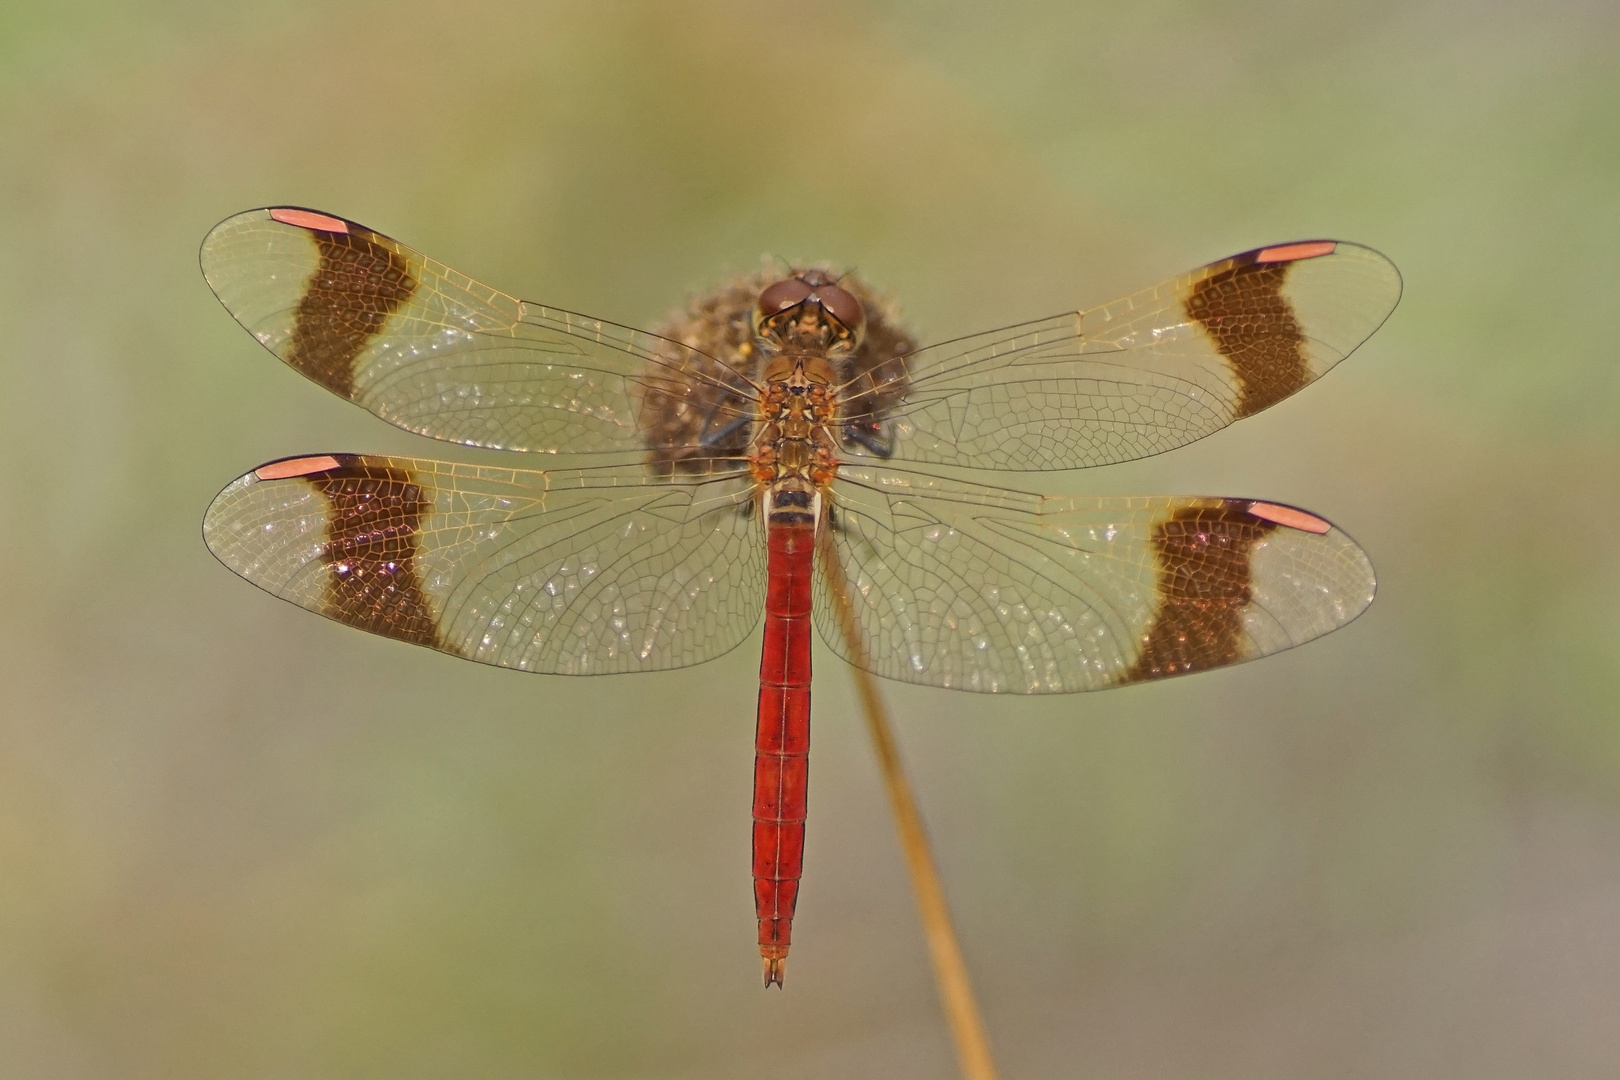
303, 457, 448, 651
286, 228, 418, 398
1185, 257, 1308, 417
1121, 503, 1278, 683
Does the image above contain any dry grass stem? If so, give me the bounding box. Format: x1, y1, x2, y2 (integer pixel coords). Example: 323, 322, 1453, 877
820, 534, 1000, 1080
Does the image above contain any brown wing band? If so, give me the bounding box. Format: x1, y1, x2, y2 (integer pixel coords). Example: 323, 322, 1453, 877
285, 228, 418, 399
300, 457, 450, 652
1120, 503, 1277, 683
1184, 257, 1308, 418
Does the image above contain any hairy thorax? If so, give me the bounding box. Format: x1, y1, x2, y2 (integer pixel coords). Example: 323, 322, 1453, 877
638, 266, 916, 479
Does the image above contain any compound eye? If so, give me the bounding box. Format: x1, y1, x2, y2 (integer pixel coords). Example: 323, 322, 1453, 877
813, 283, 865, 334
757, 277, 813, 319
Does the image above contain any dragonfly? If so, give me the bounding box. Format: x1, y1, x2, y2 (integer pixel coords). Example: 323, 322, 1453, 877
200, 207, 1400, 986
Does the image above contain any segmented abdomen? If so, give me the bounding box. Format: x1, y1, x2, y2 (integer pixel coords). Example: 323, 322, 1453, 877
753, 521, 814, 985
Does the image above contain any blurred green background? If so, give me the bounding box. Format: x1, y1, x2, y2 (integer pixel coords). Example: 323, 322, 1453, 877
2, 1, 1617, 1076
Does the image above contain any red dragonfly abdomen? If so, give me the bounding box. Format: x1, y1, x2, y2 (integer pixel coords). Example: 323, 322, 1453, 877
754, 519, 815, 987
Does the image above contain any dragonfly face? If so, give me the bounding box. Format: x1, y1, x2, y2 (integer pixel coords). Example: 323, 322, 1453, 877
754, 268, 867, 353
200, 208, 1400, 985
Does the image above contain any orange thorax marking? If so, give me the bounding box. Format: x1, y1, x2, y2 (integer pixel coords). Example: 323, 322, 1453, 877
749, 358, 840, 490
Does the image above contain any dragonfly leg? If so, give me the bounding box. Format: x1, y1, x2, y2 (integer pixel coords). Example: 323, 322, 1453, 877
840, 418, 895, 457
699, 402, 753, 448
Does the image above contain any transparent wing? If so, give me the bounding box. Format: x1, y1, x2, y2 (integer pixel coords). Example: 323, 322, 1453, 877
842, 241, 1401, 470
818, 464, 1375, 693
203, 455, 762, 674
200, 208, 757, 461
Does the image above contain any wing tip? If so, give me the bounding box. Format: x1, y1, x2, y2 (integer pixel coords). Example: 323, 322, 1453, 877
1241, 238, 1402, 296
199, 206, 354, 289
1226, 238, 1403, 346
200, 205, 376, 259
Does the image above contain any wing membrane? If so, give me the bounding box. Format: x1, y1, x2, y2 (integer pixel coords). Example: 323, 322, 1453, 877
200, 208, 756, 460
819, 465, 1375, 692
842, 241, 1400, 470
203, 455, 762, 674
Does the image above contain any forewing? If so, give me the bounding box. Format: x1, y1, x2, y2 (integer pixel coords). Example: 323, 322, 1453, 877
819, 465, 1375, 692
200, 208, 755, 459
203, 455, 763, 674
845, 241, 1400, 470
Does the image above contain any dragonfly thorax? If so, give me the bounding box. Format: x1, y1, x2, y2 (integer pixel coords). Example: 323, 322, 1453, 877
749, 359, 839, 511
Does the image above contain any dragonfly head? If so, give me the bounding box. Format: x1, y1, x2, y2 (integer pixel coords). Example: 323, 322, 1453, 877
754, 269, 866, 355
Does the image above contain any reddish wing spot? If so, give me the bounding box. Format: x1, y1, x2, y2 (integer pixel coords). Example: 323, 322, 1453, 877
270, 208, 350, 233
1256, 241, 1336, 264
1247, 501, 1331, 534
255, 455, 343, 480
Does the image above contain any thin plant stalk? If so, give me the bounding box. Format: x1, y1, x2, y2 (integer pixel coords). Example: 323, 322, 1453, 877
820, 533, 1001, 1080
